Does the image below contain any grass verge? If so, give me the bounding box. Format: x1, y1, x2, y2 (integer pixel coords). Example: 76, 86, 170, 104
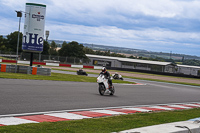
0, 108, 200, 133
0, 72, 135, 84
52, 68, 200, 86
52, 68, 98, 75
124, 76, 200, 86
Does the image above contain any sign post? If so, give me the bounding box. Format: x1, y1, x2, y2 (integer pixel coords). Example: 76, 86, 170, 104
15, 11, 22, 72
22, 3, 46, 66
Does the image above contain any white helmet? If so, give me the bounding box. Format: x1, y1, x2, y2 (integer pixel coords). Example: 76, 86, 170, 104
102, 67, 106, 73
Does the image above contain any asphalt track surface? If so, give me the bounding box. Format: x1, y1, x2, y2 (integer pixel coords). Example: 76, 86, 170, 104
0, 71, 200, 115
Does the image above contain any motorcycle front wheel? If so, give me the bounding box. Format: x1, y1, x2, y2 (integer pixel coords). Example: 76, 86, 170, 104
99, 84, 105, 95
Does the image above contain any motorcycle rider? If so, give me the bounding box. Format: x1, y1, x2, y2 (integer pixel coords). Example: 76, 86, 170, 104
100, 67, 113, 89
113, 72, 119, 79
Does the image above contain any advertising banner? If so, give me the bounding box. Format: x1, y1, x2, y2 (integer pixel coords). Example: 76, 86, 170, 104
93, 60, 111, 67
22, 3, 46, 53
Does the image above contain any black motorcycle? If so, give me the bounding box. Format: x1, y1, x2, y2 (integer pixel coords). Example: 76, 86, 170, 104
77, 69, 88, 76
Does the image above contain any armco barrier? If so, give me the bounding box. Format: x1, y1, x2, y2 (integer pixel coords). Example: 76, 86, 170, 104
94, 66, 102, 69
59, 64, 71, 67
1, 59, 102, 70
2, 59, 16, 63
18, 61, 47, 66
71, 65, 83, 68
83, 65, 94, 69
33, 62, 46, 65
46, 63, 59, 66
18, 61, 30, 64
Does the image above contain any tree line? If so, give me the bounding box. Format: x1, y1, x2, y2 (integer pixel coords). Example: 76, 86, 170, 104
0, 31, 125, 59
1, 31, 200, 66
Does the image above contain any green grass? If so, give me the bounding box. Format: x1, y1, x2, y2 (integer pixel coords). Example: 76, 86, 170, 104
52, 68, 98, 75
0, 72, 135, 84
124, 75, 200, 86
0, 108, 200, 133
51, 68, 200, 86
110, 69, 200, 81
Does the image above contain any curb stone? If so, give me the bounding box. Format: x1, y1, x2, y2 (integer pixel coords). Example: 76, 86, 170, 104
0, 102, 200, 127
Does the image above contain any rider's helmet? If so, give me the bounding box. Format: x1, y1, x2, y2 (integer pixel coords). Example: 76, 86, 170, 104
102, 67, 106, 73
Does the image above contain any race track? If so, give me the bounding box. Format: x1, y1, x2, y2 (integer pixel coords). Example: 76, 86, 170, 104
0, 78, 200, 115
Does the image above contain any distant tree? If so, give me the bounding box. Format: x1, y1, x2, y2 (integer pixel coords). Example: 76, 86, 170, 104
128, 55, 136, 59
49, 41, 58, 55
110, 52, 126, 58
58, 41, 70, 57
95, 50, 103, 55
182, 56, 185, 62
58, 41, 87, 59
165, 58, 175, 63
41, 40, 50, 55
6, 31, 23, 52
104, 50, 110, 56
57, 44, 62, 47
70, 42, 86, 58
84, 47, 95, 54
0, 35, 7, 51
154, 57, 165, 62
183, 59, 200, 66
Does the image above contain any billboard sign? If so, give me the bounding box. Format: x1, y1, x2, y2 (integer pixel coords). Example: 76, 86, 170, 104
22, 3, 46, 53
93, 60, 111, 67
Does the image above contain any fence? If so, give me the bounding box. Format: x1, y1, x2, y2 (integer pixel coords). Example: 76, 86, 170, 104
0, 51, 90, 65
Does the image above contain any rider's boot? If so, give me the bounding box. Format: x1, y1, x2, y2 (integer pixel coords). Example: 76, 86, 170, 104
109, 84, 113, 91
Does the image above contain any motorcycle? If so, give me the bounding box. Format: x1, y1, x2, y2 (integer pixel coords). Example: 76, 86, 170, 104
97, 74, 115, 95
112, 73, 123, 80
77, 69, 88, 76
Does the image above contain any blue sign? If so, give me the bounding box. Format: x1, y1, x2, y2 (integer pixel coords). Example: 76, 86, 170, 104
22, 33, 43, 52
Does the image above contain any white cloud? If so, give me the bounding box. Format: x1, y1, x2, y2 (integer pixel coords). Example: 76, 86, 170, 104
2, 0, 200, 20
0, 17, 20, 35
1, 0, 26, 9
46, 21, 200, 45
48, 0, 200, 19
0, 0, 200, 56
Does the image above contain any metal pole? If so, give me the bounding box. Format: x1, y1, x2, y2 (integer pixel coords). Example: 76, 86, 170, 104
39, 53, 41, 62
30, 52, 33, 66
15, 13, 21, 73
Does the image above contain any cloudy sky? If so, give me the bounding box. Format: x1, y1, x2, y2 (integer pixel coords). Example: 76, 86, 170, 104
1, 0, 200, 56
